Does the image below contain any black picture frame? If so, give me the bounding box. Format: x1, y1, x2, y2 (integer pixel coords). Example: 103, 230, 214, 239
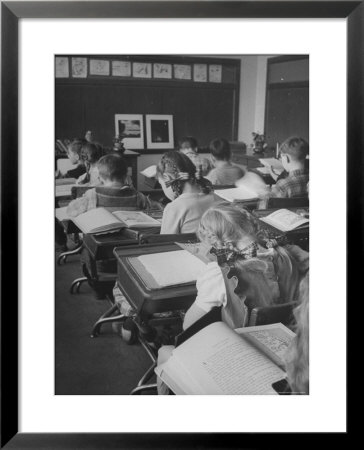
1, 1, 361, 447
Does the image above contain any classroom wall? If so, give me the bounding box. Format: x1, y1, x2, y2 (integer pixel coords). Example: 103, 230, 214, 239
238, 55, 272, 145
137, 55, 272, 189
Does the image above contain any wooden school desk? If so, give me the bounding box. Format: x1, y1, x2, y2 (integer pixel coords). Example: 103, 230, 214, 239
253, 207, 309, 251
114, 242, 198, 319
70, 224, 161, 293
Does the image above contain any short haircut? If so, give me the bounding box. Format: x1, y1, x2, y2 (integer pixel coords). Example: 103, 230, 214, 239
178, 136, 198, 150
209, 138, 231, 161
280, 137, 309, 161
68, 138, 87, 155
80, 142, 102, 164
97, 154, 128, 182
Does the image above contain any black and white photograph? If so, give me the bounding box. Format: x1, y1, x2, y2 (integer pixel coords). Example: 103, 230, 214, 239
55, 54, 309, 396
114, 114, 144, 149
2, 0, 356, 444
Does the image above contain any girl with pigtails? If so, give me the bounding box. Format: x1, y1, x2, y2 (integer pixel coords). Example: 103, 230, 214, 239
156, 203, 309, 394
156, 151, 216, 234
183, 204, 309, 330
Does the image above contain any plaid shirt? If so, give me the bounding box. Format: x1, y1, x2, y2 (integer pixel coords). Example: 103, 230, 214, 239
270, 169, 309, 198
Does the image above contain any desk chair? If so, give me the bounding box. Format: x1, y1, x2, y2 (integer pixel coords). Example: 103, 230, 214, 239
248, 301, 298, 328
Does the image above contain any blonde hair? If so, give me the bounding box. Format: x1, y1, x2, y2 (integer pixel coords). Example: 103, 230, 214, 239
285, 272, 309, 394
197, 204, 258, 251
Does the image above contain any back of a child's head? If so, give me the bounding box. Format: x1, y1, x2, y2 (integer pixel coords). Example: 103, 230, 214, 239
97, 154, 128, 183
280, 136, 309, 161
68, 138, 86, 156
178, 136, 198, 151
81, 142, 102, 165
198, 204, 257, 249
157, 150, 211, 196
157, 150, 196, 179
209, 138, 231, 161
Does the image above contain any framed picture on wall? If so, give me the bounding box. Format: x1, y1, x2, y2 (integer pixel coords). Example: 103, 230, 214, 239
146, 114, 174, 149
114, 114, 144, 149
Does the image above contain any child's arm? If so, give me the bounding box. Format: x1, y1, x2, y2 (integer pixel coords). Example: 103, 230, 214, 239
66, 188, 97, 217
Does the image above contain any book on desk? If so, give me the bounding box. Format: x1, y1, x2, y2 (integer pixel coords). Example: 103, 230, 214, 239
260, 209, 309, 233
155, 321, 295, 395
55, 207, 161, 234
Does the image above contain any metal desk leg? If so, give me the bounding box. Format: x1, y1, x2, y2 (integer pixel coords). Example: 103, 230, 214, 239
57, 242, 83, 265
91, 304, 125, 338
70, 277, 88, 294
130, 383, 158, 395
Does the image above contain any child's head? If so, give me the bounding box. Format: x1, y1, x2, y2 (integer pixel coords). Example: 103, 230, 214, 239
209, 138, 231, 162
80, 142, 102, 169
178, 136, 198, 154
67, 138, 86, 165
198, 204, 258, 252
279, 137, 309, 171
157, 150, 208, 200
97, 154, 128, 185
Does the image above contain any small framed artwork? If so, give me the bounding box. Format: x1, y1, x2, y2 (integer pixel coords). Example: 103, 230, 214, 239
174, 64, 191, 80
112, 60, 131, 77
55, 57, 69, 78
193, 64, 207, 82
71, 57, 87, 78
209, 64, 222, 83
114, 114, 144, 150
132, 62, 152, 78
89, 59, 110, 76
146, 114, 174, 149
153, 63, 172, 79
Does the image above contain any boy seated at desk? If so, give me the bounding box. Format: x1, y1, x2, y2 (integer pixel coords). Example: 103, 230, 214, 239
59, 138, 87, 179
178, 136, 214, 177
66, 153, 152, 217
205, 138, 245, 186
266, 136, 309, 199
67, 154, 157, 298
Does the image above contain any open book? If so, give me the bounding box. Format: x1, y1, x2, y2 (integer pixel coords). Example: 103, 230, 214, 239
155, 322, 295, 395
259, 157, 285, 175
69, 208, 161, 234
260, 209, 309, 232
